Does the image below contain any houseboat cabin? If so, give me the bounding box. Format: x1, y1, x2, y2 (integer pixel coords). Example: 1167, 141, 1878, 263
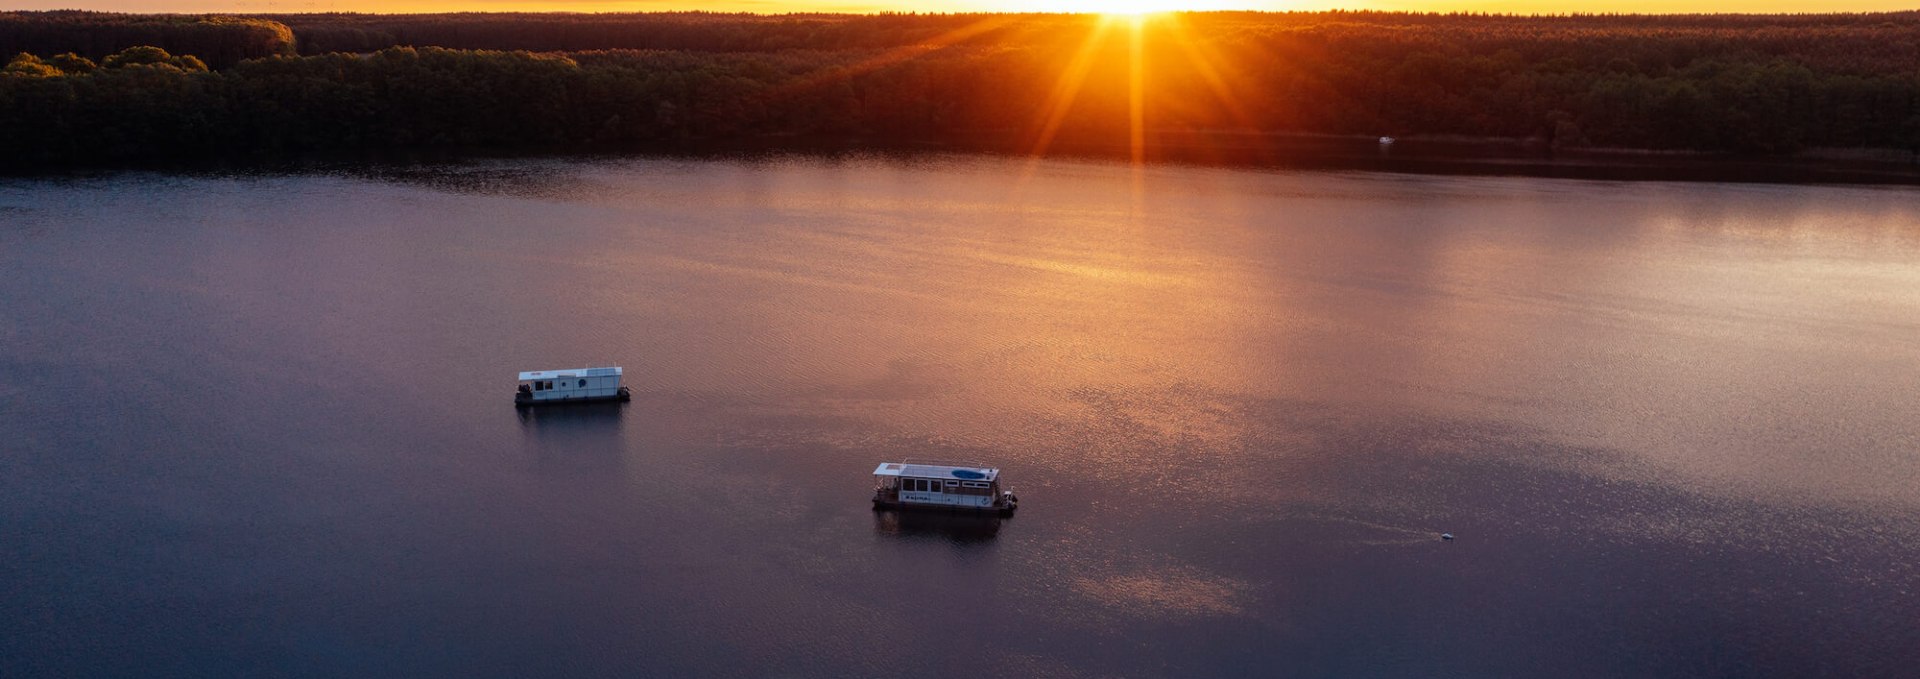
872, 462, 1018, 515
515, 366, 630, 407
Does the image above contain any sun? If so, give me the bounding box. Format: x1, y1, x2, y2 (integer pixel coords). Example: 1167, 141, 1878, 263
1099, 0, 1182, 14
1017, 0, 1245, 15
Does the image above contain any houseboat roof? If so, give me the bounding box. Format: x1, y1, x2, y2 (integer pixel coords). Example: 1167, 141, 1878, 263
872, 462, 999, 482
518, 366, 622, 381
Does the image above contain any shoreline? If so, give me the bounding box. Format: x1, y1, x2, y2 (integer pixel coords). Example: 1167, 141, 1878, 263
5, 133, 1917, 185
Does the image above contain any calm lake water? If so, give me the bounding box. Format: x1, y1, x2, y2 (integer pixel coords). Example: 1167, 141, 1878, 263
3, 155, 1918, 677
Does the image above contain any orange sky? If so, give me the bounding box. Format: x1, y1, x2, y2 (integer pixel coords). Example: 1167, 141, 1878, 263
10, 1, 1918, 14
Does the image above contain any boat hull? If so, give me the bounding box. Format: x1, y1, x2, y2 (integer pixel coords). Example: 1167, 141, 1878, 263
872, 497, 1017, 516
515, 386, 631, 408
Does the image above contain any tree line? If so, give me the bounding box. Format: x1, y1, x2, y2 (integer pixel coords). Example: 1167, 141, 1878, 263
262, 10, 1920, 76
0, 12, 291, 69
2, 11, 1918, 169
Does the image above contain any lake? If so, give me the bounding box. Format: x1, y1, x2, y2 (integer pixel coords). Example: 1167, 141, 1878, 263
3, 154, 1917, 677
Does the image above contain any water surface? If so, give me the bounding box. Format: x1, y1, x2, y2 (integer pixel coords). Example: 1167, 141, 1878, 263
3, 155, 1918, 677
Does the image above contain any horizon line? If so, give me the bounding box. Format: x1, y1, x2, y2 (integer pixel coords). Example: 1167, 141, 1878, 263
13, 8, 1920, 17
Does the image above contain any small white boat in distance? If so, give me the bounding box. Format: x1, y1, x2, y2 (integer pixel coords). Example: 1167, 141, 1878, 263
872, 461, 1018, 515
1379, 136, 1397, 145
515, 366, 630, 407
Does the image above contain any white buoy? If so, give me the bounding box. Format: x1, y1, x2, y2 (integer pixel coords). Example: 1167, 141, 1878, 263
1441, 533, 1455, 541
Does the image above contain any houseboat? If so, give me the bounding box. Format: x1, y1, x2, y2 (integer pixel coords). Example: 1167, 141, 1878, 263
515, 366, 630, 407
872, 461, 1018, 515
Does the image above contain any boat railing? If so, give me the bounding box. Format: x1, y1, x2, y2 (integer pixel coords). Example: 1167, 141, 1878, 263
899, 458, 996, 472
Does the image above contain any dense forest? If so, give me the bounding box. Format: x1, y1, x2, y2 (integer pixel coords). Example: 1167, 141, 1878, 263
3, 10, 1919, 169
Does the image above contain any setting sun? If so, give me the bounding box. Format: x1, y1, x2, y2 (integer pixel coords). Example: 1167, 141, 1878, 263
1014, 0, 1252, 14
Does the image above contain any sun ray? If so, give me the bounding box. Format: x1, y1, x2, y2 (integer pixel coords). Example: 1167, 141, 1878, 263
1021, 17, 1115, 177
1127, 14, 1148, 215
1128, 15, 1147, 167
765, 16, 1013, 101
1160, 14, 1262, 134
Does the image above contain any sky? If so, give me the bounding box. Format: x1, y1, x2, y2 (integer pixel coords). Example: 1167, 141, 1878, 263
11, 0, 1918, 13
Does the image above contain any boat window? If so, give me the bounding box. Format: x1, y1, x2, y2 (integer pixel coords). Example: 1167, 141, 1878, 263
579, 379, 587, 388
532, 382, 542, 391
545, 381, 554, 390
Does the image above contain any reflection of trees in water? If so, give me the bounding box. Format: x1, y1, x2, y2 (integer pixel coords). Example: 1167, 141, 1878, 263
872, 509, 1003, 544
364, 164, 600, 201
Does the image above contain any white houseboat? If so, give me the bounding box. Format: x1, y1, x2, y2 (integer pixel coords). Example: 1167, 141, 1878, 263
872, 461, 1018, 515
515, 366, 630, 407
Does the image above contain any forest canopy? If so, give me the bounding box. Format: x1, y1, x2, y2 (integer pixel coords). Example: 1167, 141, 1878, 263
2, 10, 1918, 168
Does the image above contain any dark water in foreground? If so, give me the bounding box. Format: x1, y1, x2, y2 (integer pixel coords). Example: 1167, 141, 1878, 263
3, 155, 1918, 677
